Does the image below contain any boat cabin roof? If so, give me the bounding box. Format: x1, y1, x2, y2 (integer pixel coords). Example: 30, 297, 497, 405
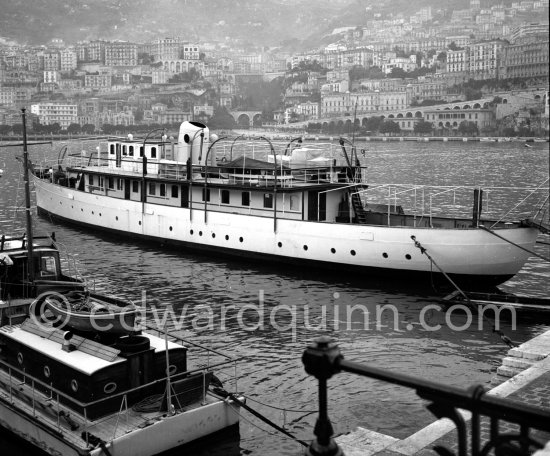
1, 322, 183, 375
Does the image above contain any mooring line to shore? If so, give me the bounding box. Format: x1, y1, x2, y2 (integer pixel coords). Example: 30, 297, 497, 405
224, 392, 309, 447
411, 235, 517, 349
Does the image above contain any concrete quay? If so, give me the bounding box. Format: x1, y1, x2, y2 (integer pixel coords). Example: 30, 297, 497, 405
334, 329, 550, 456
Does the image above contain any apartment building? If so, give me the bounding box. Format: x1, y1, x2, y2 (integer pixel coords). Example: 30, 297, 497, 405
87, 41, 106, 63
446, 49, 469, 74
60, 49, 77, 72
501, 39, 549, 79
468, 39, 507, 79
43, 70, 60, 83
43, 51, 60, 71
105, 42, 137, 66
85, 73, 113, 89
322, 90, 411, 116
30, 103, 78, 127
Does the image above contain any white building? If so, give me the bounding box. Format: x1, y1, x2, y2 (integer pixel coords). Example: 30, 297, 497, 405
31, 103, 78, 128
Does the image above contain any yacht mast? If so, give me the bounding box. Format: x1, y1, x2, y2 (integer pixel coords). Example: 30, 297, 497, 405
21, 108, 35, 283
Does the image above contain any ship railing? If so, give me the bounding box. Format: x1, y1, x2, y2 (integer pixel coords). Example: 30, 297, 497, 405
352, 184, 550, 228
302, 337, 550, 456
143, 323, 240, 394
0, 346, 240, 444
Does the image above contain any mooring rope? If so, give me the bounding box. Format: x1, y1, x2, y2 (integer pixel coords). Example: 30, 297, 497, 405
478, 225, 550, 263
224, 392, 309, 447
242, 394, 317, 414
411, 235, 517, 349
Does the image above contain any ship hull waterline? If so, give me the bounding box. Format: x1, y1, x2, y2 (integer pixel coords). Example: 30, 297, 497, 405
34, 177, 539, 289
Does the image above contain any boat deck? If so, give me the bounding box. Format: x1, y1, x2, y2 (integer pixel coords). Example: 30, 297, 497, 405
0, 321, 227, 453
0, 363, 222, 452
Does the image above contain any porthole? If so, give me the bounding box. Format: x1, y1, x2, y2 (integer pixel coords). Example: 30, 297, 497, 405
350, 250, 356, 256
303, 245, 308, 251
71, 205, 73, 209
116, 216, 119, 221
139, 221, 142, 225
92, 211, 94, 215
239, 237, 244, 243
70, 379, 79, 392
17, 352, 23, 365
167, 365, 177, 376
169, 226, 173, 231
81, 208, 83, 212
190, 229, 194, 235
382, 252, 388, 258
103, 382, 117, 394
43, 365, 51, 378
331, 248, 336, 254
212, 233, 215, 238
99, 213, 102, 217
199, 231, 203, 236
278, 242, 282, 248
60, 202, 62, 205
405, 254, 412, 260
225, 235, 229, 240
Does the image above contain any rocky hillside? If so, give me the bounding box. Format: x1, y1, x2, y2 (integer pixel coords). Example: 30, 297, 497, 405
1, 0, 510, 48
0, 0, 354, 46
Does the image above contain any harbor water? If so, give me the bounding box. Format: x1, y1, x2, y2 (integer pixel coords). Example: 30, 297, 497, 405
0, 139, 549, 455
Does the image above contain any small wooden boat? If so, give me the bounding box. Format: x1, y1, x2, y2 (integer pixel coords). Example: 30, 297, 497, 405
30, 290, 138, 334
443, 290, 550, 313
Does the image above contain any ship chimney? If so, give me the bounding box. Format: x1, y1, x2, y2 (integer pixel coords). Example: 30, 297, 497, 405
176, 121, 212, 166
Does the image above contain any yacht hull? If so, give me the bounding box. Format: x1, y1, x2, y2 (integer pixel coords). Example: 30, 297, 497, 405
34, 177, 539, 288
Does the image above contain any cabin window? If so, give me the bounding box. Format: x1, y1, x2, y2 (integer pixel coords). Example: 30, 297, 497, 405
122, 145, 127, 156
202, 188, 210, 202
149, 183, 156, 196
151, 147, 157, 159
109, 144, 115, 155
132, 181, 139, 193
107, 177, 114, 189
171, 185, 179, 198
160, 183, 166, 197
70, 379, 79, 392
88, 175, 94, 185
290, 195, 299, 211
117, 178, 123, 190
139, 146, 144, 157
129, 145, 134, 156
263, 193, 273, 209
242, 192, 250, 207
221, 189, 230, 204
104, 382, 117, 394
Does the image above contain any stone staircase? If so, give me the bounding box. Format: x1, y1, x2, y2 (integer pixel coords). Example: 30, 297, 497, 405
492, 331, 550, 385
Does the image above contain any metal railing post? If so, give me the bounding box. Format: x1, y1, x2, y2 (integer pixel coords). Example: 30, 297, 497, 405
302, 336, 344, 456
